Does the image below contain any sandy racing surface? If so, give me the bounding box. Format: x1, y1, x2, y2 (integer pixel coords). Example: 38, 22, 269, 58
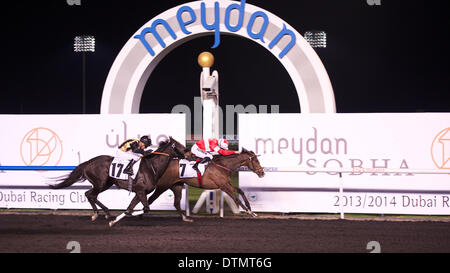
1, 211, 449, 253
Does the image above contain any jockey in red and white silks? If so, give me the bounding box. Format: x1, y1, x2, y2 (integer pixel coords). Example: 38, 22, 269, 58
191, 138, 236, 172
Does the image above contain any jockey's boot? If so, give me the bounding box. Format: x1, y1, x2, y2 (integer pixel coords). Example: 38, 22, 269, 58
192, 157, 211, 173
124, 159, 136, 192
127, 175, 133, 192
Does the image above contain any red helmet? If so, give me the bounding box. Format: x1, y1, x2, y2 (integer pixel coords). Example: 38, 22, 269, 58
218, 139, 229, 150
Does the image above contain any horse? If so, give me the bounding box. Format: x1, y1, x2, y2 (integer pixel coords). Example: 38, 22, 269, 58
49, 137, 186, 222
120, 148, 265, 223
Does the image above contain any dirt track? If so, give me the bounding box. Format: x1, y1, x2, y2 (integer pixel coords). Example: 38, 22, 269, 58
1, 212, 450, 253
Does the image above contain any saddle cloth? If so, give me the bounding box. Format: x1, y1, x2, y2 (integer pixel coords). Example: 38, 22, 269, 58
109, 150, 142, 180
178, 159, 207, 178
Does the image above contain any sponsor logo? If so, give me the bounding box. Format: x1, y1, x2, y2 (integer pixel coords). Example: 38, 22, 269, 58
247, 192, 257, 202
431, 128, 450, 169
20, 127, 63, 167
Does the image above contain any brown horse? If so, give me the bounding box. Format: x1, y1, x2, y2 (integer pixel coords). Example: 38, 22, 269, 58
49, 137, 186, 221
121, 148, 265, 223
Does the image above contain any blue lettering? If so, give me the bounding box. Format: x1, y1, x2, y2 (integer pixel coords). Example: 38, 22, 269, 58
247, 11, 269, 43
268, 24, 296, 58
176, 6, 197, 35
134, 19, 177, 56
134, 1, 297, 60
224, 0, 246, 32
201, 1, 220, 48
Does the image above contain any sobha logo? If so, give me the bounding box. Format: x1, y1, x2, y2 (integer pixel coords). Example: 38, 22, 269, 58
20, 127, 63, 167
431, 128, 450, 169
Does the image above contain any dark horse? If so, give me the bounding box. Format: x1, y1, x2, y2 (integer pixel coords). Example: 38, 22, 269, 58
49, 137, 186, 221
122, 148, 265, 223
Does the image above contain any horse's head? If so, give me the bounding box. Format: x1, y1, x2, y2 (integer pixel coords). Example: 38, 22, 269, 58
240, 148, 265, 178
157, 136, 186, 159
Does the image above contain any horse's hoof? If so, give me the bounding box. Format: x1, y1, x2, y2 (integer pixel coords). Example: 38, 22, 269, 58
182, 217, 194, 223
91, 213, 99, 222
105, 214, 111, 220
251, 212, 258, 217
109, 220, 116, 228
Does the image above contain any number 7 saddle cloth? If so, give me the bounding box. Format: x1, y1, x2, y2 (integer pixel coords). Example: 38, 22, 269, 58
109, 150, 142, 180
178, 159, 207, 178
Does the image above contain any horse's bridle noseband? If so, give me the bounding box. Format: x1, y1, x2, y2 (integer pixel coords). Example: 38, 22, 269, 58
245, 154, 264, 175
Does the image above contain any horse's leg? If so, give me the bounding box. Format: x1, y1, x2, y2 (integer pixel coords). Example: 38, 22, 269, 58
85, 188, 100, 221
109, 194, 145, 228
147, 186, 168, 205
136, 190, 150, 213
234, 186, 257, 217
171, 183, 193, 222
93, 180, 114, 219
219, 183, 256, 217
125, 194, 141, 215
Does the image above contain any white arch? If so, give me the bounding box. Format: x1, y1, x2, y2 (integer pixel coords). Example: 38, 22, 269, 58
101, 0, 336, 114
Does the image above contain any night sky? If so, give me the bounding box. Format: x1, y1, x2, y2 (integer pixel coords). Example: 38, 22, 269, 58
2, 0, 449, 115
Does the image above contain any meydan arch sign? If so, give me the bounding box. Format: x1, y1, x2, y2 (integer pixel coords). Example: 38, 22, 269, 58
100, 0, 336, 114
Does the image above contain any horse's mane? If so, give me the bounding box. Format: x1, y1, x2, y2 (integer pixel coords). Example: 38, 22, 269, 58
156, 139, 170, 150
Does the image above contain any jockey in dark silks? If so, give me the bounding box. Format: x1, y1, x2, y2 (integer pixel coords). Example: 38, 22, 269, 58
118, 135, 153, 190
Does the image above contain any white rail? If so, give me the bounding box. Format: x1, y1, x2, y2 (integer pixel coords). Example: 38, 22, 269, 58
260, 167, 450, 175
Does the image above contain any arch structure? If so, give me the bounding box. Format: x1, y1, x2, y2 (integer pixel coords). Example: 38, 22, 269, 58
100, 0, 336, 114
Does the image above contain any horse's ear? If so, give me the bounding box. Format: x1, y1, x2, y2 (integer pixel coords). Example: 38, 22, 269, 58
241, 147, 248, 153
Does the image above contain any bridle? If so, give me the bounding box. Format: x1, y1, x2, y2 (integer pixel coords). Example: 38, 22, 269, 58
246, 154, 264, 176
150, 141, 185, 158
213, 153, 264, 176
170, 142, 185, 159
147, 141, 185, 176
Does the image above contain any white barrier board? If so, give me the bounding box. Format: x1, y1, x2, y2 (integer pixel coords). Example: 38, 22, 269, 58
0, 114, 186, 210
239, 113, 450, 215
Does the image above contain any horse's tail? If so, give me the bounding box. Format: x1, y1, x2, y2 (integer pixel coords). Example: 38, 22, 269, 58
49, 161, 90, 189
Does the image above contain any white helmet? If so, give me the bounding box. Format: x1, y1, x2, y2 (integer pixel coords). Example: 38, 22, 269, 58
218, 139, 229, 150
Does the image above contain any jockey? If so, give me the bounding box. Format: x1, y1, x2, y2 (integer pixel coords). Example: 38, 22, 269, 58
119, 135, 153, 176
191, 138, 236, 173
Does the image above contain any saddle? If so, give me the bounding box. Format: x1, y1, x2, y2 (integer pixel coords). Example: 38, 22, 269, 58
178, 159, 208, 188
109, 150, 142, 182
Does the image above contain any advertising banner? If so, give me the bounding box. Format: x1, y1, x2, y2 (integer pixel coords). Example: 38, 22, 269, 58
0, 114, 186, 210
239, 113, 450, 215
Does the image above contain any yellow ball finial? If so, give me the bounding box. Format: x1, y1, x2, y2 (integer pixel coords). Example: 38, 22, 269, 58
198, 51, 214, 68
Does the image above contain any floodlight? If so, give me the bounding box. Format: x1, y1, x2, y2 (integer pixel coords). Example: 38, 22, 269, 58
74, 35, 95, 52
304, 31, 327, 48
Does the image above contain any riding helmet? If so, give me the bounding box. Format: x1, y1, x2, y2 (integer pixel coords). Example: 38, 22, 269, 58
140, 135, 152, 148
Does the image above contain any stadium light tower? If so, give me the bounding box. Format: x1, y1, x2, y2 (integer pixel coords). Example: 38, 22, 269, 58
304, 30, 327, 48
74, 35, 95, 114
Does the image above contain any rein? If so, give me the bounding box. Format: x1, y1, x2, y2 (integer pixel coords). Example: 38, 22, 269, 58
212, 161, 233, 173
212, 154, 260, 173
151, 151, 169, 156
248, 155, 264, 174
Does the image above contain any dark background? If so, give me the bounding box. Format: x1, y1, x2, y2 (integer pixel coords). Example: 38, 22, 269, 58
2, 0, 449, 115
